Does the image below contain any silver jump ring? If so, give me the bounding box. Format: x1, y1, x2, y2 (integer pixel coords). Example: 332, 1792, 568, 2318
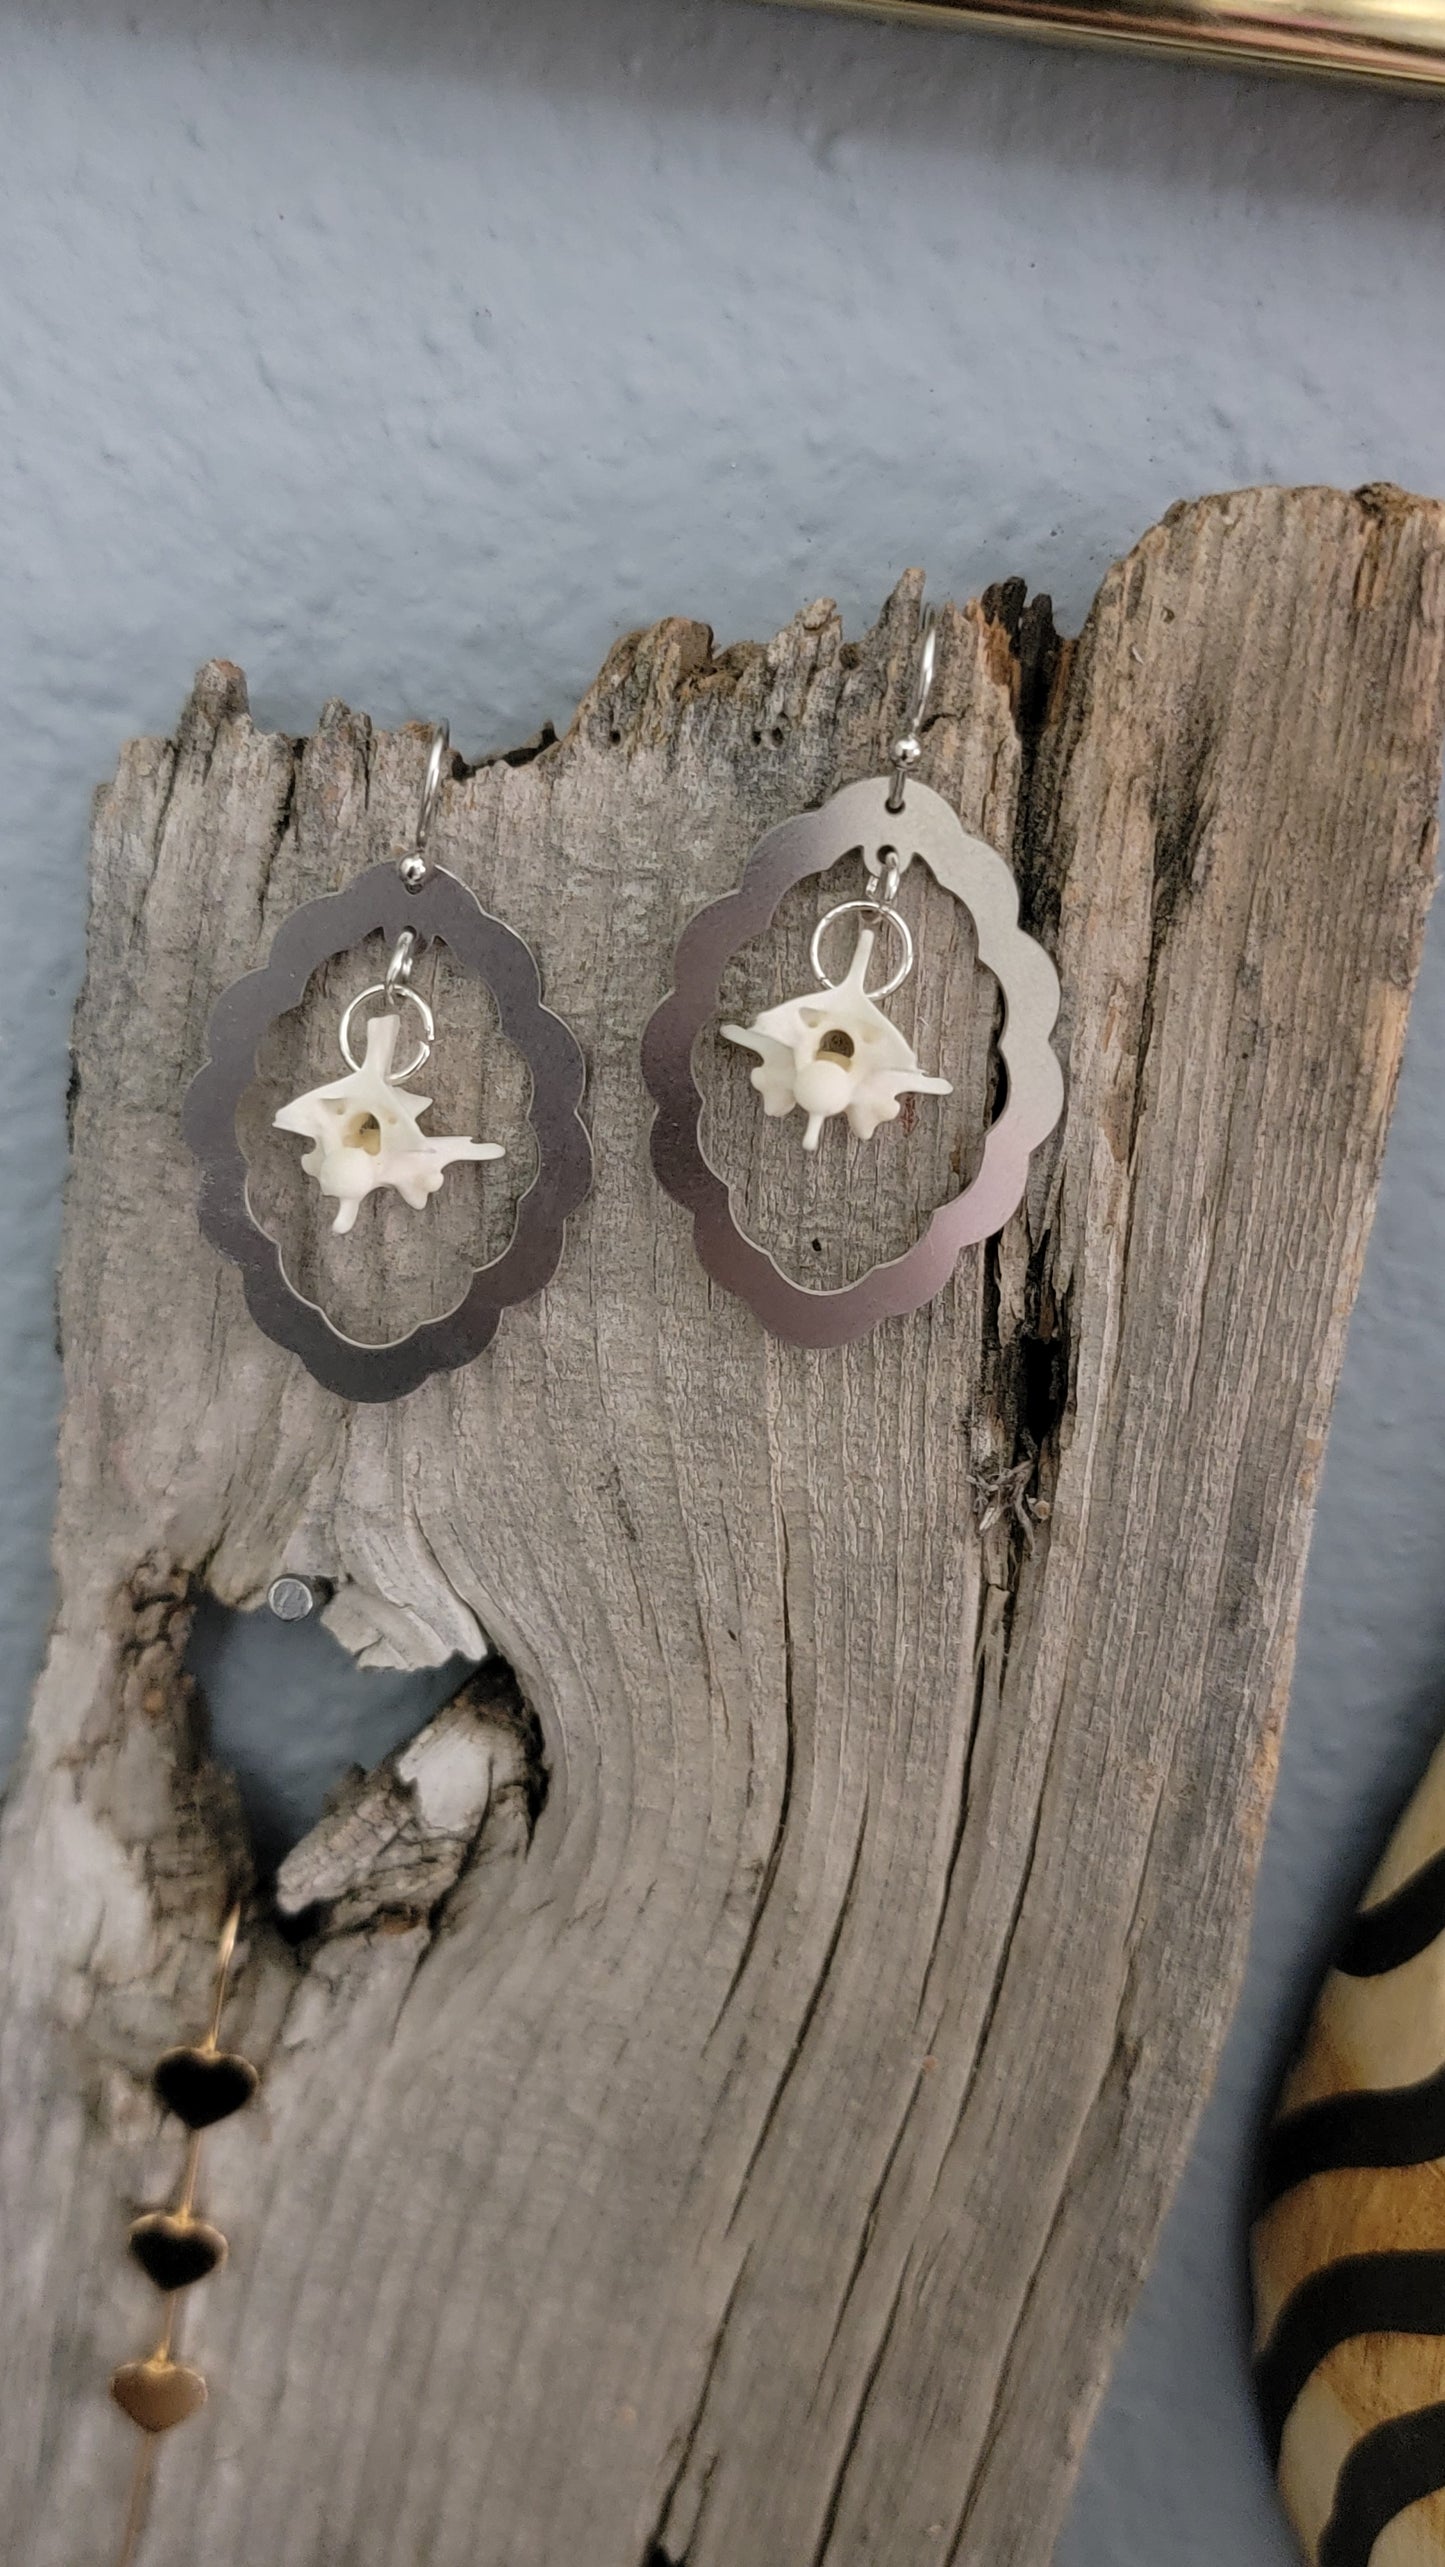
810, 899, 914, 1001
399, 723, 451, 890
384, 926, 419, 999
338, 981, 435, 1078
863, 847, 903, 906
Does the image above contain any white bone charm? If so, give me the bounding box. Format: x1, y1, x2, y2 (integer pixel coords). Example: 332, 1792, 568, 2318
274, 1013, 504, 1234
722, 925, 951, 1150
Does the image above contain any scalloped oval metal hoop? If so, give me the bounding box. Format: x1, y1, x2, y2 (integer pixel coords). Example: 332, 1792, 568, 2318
641, 776, 1064, 1348
184, 863, 592, 1402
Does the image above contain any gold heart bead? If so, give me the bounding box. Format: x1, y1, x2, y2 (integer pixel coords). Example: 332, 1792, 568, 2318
128, 2209, 228, 2293
110, 2355, 208, 2433
152, 2044, 259, 2130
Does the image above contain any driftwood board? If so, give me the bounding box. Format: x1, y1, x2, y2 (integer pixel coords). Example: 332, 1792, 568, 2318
1, 485, 1443, 2567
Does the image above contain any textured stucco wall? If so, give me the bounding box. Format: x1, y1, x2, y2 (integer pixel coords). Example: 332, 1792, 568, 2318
4, 2, 1445, 2557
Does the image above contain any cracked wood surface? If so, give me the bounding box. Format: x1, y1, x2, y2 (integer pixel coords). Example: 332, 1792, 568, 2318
2, 486, 1444, 2567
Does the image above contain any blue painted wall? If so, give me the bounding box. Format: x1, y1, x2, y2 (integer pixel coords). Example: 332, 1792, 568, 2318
4, 3, 1445, 2555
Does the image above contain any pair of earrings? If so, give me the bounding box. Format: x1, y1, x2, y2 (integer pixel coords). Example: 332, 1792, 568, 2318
185, 614, 1064, 1400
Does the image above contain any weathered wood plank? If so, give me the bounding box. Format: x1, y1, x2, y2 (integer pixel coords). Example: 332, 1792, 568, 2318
1, 485, 1441, 2567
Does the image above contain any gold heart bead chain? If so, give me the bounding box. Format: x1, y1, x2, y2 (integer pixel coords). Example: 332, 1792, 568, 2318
110, 1905, 259, 2567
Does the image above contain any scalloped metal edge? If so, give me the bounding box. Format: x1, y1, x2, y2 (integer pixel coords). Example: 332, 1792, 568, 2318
183, 863, 592, 1401
641, 776, 1063, 1348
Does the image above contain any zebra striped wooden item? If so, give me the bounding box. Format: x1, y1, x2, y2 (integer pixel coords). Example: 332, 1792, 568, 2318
1254, 1739, 1445, 2565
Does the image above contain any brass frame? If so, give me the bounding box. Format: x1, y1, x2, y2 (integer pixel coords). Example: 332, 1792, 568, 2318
762, 0, 1445, 89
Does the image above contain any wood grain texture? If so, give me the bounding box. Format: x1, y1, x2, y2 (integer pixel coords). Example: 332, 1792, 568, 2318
2, 486, 1443, 2567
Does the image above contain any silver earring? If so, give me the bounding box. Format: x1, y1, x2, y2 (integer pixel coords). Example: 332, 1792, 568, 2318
185, 724, 591, 1401
642, 609, 1064, 1345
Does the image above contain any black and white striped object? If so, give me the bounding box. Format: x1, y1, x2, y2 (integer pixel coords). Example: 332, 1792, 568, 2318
1253, 1738, 1445, 2566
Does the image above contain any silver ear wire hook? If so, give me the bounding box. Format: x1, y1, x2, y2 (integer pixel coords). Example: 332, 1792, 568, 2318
399, 723, 450, 889
886, 607, 937, 813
